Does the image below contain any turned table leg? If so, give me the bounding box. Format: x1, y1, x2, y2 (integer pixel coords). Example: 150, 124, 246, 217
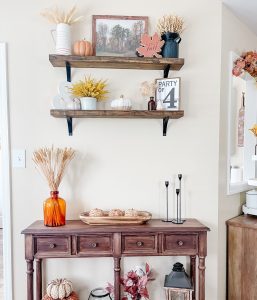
36, 259, 42, 300
190, 255, 196, 300
198, 256, 206, 300
114, 257, 121, 300
26, 259, 34, 300
198, 232, 207, 300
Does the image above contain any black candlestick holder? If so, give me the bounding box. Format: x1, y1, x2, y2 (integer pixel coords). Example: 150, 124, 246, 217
162, 181, 173, 222
172, 174, 185, 224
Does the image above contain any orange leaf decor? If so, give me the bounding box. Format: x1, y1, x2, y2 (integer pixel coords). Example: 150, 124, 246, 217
136, 32, 164, 58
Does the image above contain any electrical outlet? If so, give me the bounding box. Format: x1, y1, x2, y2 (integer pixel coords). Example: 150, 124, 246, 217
12, 149, 26, 168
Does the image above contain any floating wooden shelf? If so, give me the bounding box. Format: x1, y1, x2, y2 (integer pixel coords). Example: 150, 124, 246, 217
50, 109, 184, 136
49, 55, 185, 136
49, 55, 184, 71
51, 109, 184, 119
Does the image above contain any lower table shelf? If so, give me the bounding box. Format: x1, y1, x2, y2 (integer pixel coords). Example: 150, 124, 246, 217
50, 109, 184, 136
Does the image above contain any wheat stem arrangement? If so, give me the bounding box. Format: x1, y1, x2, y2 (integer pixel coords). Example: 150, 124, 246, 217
33, 147, 75, 191
157, 15, 184, 35
41, 5, 83, 25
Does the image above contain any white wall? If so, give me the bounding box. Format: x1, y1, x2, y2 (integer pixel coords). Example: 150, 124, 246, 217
0, 147, 2, 228
0, 0, 222, 299
218, 4, 257, 299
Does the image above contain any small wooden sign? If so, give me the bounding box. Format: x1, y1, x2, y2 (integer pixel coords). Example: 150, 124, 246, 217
136, 32, 164, 58
156, 77, 181, 110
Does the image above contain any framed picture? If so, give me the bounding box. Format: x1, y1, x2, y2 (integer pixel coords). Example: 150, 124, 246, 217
155, 77, 181, 110
92, 15, 148, 57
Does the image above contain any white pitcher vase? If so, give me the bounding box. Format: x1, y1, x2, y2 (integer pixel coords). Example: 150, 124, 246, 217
51, 23, 71, 55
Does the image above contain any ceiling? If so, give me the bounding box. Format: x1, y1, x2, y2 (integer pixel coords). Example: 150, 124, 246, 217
223, 0, 257, 36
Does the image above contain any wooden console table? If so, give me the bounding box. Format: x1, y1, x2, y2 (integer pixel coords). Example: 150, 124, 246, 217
22, 219, 209, 300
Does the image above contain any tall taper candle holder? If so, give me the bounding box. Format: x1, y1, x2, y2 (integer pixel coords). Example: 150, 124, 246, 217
178, 174, 182, 222
172, 188, 185, 224
162, 181, 172, 222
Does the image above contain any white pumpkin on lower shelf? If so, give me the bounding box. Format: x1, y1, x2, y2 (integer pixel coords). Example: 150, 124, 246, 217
46, 278, 73, 300
111, 95, 132, 110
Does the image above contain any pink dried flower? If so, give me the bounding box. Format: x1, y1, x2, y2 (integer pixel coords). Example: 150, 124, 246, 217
232, 66, 242, 77
233, 51, 257, 81
106, 282, 114, 296
236, 59, 246, 68
120, 263, 153, 300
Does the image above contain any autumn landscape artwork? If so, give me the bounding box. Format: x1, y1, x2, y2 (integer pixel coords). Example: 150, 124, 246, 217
92, 15, 148, 57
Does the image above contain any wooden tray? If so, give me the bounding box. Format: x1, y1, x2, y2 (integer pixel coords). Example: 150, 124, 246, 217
80, 211, 152, 225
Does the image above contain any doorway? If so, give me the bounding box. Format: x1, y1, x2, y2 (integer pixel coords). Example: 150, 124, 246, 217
0, 42, 13, 300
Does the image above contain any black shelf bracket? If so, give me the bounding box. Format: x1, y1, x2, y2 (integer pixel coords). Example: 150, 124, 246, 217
66, 61, 71, 82
65, 61, 72, 135
66, 117, 73, 136
164, 64, 171, 78
163, 117, 169, 136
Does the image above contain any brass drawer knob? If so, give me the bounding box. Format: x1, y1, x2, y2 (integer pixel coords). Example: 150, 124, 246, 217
136, 241, 143, 247
49, 243, 56, 249
90, 242, 97, 248
177, 240, 184, 246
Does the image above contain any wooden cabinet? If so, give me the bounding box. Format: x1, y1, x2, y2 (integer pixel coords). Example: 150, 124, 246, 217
227, 215, 257, 300
22, 219, 209, 300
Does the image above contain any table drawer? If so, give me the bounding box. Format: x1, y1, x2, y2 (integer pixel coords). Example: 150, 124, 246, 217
163, 234, 197, 254
77, 235, 112, 255
122, 234, 157, 254
35, 236, 70, 256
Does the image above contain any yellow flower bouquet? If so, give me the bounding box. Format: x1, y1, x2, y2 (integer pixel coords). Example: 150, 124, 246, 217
70, 76, 108, 100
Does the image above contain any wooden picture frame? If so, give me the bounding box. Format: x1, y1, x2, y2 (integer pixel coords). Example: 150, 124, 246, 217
92, 15, 148, 57
155, 77, 181, 110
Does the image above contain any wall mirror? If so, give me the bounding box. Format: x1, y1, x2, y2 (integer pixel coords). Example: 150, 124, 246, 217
227, 51, 257, 195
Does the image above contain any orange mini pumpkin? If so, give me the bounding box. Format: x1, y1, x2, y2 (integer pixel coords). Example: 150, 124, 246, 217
73, 40, 93, 56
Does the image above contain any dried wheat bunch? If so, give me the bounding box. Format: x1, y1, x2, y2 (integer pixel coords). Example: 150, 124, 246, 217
33, 146, 75, 191
71, 76, 108, 100
41, 5, 83, 25
157, 15, 184, 35
140, 81, 156, 98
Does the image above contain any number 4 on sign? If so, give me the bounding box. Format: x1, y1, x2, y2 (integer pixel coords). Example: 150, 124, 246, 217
163, 88, 178, 109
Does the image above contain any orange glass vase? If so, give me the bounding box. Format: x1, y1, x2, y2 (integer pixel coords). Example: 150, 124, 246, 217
43, 191, 66, 226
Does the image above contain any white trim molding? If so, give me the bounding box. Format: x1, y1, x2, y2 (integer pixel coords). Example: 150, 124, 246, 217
0, 42, 13, 300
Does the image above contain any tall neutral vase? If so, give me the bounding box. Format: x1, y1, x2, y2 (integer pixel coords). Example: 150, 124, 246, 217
51, 23, 71, 55
161, 32, 181, 58
43, 191, 66, 226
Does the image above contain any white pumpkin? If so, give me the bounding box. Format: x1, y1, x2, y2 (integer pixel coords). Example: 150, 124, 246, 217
111, 95, 132, 110
47, 278, 73, 299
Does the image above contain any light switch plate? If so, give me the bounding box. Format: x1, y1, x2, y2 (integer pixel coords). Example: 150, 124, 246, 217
12, 149, 26, 168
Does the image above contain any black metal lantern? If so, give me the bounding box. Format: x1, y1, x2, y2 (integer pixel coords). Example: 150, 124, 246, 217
164, 262, 193, 300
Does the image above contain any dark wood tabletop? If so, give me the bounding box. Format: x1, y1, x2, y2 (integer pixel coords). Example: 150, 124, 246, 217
22, 218, 210, 235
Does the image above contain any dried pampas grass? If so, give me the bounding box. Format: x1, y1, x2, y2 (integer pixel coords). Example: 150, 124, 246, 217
33, 146, 75, 191
157, 15, 184, 35
140, 81, 156, 98
41, 5, 83, 25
